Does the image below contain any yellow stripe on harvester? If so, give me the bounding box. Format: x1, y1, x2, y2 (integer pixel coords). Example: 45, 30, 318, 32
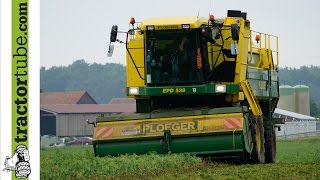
94, 113, 243, 140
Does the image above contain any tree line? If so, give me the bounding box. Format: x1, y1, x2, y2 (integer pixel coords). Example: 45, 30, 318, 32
40, 60, 126, 103
279, 66, 320, 117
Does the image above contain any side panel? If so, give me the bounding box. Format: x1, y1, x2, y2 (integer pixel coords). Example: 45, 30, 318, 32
126, 36, 145, 87
247, 67, 279, 99
234, 18, 250, 83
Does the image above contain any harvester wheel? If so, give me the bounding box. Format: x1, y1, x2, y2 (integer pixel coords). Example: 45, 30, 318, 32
264, 128, 276, 163
251, 116, 265, 164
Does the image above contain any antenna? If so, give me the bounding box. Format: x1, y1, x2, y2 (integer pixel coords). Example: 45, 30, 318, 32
197, 8, 200, 18
210, 0, 215, 14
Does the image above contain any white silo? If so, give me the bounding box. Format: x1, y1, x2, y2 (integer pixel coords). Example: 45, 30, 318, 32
294, 85, 310, 116
277, 85, 295, 112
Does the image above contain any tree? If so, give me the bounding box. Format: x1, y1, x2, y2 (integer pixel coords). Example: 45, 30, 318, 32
40, 60, 126, 103
310, 97, 320, 118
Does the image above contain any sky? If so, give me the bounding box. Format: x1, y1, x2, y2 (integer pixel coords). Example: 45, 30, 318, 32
41, 0, 320, 68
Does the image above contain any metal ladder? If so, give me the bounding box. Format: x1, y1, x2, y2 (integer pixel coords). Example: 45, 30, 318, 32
241, 80, 262, 116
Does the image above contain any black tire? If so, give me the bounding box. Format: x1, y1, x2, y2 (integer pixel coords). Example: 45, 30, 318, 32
265, 128, 276, 163
15, 161, 31, 178
250, 115, 265, 164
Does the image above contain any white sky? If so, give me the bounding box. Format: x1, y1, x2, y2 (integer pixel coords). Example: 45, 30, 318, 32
41, 0, 320, 68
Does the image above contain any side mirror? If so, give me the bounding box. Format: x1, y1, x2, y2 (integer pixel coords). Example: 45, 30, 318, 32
110, 25, 118, 42
107, 45, 114, 57
231, 24, 239, 41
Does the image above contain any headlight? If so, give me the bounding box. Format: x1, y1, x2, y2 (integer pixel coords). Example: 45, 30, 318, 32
182, 24, 190, 30
215, 84, 226, 93
129, 87, 139, 95
146, 25, 155, 31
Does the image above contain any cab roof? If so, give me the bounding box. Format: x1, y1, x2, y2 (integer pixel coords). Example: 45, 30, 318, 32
140, 16, 209, 30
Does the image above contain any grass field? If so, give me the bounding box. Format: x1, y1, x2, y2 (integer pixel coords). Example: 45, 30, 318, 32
40, 136, 320, 180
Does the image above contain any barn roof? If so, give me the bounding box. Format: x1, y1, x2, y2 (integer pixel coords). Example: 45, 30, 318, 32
108, 98, 135, 104
40, 104, 136, 114
274, 108, 316, 120
40, 91, 97, 105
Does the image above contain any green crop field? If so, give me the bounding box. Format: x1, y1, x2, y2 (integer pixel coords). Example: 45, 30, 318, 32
41, 136, 320, 180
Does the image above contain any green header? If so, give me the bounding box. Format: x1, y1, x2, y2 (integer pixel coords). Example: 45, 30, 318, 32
12, 0, 30, 178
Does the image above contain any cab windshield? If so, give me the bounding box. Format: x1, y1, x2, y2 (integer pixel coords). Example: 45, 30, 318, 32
145, 29, 204, 85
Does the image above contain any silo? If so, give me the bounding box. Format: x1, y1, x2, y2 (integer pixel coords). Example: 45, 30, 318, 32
294, 85, 310, 115
277, 85, 295, 112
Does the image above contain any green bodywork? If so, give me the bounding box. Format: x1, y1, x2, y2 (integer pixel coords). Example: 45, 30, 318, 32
126, 69, 279, 100
127, 83, 240, 96
94, 131, 244, 156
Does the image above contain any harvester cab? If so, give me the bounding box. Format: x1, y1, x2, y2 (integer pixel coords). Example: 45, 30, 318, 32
93, 10, 280, 164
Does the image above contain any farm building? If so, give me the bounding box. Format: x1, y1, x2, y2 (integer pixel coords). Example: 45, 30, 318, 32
40, 104, 135, 137
108, 98, 135, 104
273, 108, 317, 136
41, 90, 97, 105
40, 91, 135, 137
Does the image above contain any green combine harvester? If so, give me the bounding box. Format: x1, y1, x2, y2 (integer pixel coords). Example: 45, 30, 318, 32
89, 10, 280, 163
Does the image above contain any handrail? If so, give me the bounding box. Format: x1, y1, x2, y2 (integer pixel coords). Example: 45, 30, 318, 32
249, 30, 279, 69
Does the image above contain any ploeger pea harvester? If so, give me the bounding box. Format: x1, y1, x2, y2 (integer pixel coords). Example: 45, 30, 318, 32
89, 10, 281, 163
